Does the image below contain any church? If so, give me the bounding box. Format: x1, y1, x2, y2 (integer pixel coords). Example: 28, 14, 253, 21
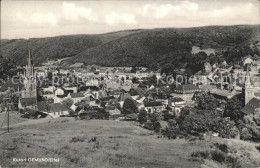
241, 67, 260, 116
18, 48, 37, 109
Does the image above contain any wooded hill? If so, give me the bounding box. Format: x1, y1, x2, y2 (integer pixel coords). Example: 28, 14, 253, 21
1, 25, 259, 68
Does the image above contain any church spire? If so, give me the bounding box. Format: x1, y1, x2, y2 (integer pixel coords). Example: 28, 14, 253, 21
27, 42, 33, 76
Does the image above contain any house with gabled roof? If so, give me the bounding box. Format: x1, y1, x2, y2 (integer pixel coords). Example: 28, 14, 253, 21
105, 106, 121, 116
48, 103, 71, 118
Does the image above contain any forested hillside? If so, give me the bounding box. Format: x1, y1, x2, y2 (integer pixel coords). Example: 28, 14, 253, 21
1, 25, 259, 68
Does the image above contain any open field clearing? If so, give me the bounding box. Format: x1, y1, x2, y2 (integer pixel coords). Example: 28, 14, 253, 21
0, 115, 260, 168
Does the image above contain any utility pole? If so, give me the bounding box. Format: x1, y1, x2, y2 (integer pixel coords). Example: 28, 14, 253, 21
4, 95, 12, 133
7, 105, 9, 133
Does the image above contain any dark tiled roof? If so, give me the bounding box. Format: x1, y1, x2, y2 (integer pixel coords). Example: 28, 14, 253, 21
173, 84, 200, 93
70, 93, 85, 98
36, 101, 50, 111
248, 98, 260, 108
100, 96, 116, 102
105, 106, 116, 110
255, 93, 260, 97
144, 101, 163, 107
241, 98, 260, 115
171, 97, 184, 102
20, 98, 37, 107
50, 103, 71, 113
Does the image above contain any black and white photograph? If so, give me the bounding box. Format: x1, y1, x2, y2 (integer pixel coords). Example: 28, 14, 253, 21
0, 0, 260, 167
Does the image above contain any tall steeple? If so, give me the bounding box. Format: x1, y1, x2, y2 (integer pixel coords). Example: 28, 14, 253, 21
27, 43, 33, 77
244, 64, 254, 105
245, 64, 252, 87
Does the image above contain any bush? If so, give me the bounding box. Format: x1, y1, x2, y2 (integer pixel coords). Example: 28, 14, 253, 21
192, 150, 241, 167
240, 128, 252, 140
256, 145, 260, 152
163, 124, 180, 139
210, 150, 226, 163
191, 151, 210, 159
214, 143, 228, 153
70, 137, 85, 143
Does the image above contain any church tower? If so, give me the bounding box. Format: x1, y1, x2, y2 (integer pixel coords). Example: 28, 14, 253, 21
244, 66, 254, 105
21, 48, 37, 99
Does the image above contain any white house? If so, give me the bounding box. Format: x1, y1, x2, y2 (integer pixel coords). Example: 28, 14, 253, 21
55, 88, 65, 96
48, 103, 71, 118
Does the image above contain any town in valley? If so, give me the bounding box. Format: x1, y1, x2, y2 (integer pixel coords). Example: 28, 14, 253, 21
1, 0, 260, 167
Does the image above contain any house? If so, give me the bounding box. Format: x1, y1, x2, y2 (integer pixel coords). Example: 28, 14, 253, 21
210, 89, 238, 100
144, 101, 164, 113
136, 95, 146, 104
42, 85, 55, 93
243, 57, 254, 66
109, 90, 122, 98
18, 98, 37, 109
64, 86, 77, 93
86, 79, 99, 87
168, 97, 186, 116
55, 88, 65, 96
100, 96, 116, 107
67, 92, 85, 103
171, 84, 200, 103
48, 103, 71, 118
241, 98, 260, 116
105, 106, 121, 116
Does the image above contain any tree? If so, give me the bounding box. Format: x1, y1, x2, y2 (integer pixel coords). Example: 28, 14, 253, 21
132, 77, 139, 84
63, 98, 74, 107
149, 112, 162, 123
47, 72, 53, 81
223, 93, 244, 121
131, 66, 137, 73
162, 110, 173, 121
144, 75, 157, 87
121, 77, 125, 84
138, 109, 148, 124
122, 98, 138, 115
161, 63, 176, 76
129, 87, 144, 96
193, 92, 220, 111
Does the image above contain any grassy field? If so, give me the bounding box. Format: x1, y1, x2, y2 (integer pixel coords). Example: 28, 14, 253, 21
0, 112, 28, 127
0, 115, 260, 168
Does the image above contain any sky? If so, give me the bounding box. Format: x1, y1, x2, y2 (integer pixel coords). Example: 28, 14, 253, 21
1, 0, 259, 39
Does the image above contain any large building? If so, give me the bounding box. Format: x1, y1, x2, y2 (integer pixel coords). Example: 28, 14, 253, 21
18, 49, 37, 109
241, 67, 260, 116
243, 67, 260, 105
171, 84, 201, 103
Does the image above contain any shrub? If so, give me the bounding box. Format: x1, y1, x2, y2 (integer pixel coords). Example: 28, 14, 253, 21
191, 151, 210, 159
240, 128, 252, 140
256, 145, 260, 152
88, 137, 97, 143
210, 150, 226, 163
70, 137, 85, 143
215, 143, 228, 153
163, 125, 179, 139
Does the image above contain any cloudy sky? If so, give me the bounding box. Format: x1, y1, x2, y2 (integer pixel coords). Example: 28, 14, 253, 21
1, 0, 259, 39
